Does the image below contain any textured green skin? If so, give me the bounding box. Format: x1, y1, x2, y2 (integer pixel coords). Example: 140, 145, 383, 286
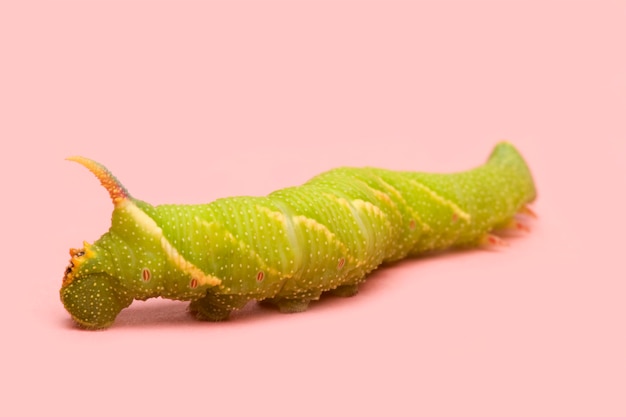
60, 142, 536, 329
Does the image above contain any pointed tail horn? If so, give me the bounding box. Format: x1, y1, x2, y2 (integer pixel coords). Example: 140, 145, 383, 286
66, 156, 130, 205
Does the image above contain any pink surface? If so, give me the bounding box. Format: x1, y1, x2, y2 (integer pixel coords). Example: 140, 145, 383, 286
2, 0, 625, 415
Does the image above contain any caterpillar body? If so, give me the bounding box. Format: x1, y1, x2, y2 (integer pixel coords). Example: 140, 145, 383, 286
61, 142, 536, 329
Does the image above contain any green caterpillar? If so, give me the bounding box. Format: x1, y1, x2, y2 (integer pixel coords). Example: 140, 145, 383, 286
60, 142, 536, 329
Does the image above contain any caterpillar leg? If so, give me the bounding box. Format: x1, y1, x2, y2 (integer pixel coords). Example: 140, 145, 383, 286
273, 298, 311, 313
504, 218, 531, 232
261, 290, 323, 314
480, 233, 509, 247
507, 204, 537, 231
329, 283, 359, 297
480, 205, 537, 247
189, 293, 249, 322
519, 204, 537, 218
484, 205, 536, 244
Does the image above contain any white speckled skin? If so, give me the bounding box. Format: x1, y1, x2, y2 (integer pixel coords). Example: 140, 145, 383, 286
60, 142, 536, 328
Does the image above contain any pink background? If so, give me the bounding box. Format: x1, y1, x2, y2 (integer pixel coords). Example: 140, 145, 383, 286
1, 0, 625, 415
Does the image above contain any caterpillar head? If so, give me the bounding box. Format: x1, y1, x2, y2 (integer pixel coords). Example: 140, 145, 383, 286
60, 244, 132, 329
60, 156, 134, 329
61, 156, 222, 329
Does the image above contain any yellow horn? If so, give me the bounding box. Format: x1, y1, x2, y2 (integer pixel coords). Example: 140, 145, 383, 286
66, 156, 130, 205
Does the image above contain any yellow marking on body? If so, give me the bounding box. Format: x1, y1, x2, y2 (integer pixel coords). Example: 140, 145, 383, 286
322, 192, 352, 210
255, 205, 288, 223
194, 217, 238, 244
375, 177, 432, 232
265, 202, 304, 277
122, 201, 222, 287
321, 193, 379, 260
409, 180, 471, 223
351, 199, 392, 259
293, 215, 338, 243
351, 199, 387, 220
194, 215, 282, 278
353, 179, 393, 206
352, 199, 389, 229
236, 240, 282, 276
293, 215, 350, 252
321, 192, 388, 232
158, 235, 221, 286
372, 177, 404, 201
292, 214, 359, 268
371, 188, 392, 204
254, 205, 298, 277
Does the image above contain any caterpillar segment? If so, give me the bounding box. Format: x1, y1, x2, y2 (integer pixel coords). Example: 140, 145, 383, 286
60, 142, 536, 329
